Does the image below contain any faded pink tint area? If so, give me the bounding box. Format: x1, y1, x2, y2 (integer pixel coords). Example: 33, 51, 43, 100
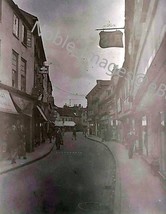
87, 136, 166, 214
115, 143, 166, 214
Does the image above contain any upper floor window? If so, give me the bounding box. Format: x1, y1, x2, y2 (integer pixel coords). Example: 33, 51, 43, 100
21, 58, 26, 92
13, 14, 19, 38
22, 24, 27, 46
12, 50, 19, 88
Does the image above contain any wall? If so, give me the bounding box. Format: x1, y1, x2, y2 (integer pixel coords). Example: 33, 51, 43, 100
0, 0, 34, 94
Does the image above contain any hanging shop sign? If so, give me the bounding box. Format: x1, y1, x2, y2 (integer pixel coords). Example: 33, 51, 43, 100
99, 30, 123, 48
39, 66, 49, 74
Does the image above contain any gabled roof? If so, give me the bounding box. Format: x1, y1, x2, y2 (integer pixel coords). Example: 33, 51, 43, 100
19, 9, 46, 62
86, 80, 111, 98
7, 0, 32, 29
7, 0, 46, 62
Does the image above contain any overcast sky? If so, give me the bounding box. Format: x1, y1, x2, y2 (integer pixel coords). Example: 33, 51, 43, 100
14, 0, 124, 107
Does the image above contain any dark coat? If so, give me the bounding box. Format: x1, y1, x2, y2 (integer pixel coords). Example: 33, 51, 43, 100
55, 130, 62, 144
7, 128, 20, 150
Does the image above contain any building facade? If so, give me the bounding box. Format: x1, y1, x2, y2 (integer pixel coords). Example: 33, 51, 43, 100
0, 0, 54, 154
86, 80, 111, 136
116, 0, 166, 179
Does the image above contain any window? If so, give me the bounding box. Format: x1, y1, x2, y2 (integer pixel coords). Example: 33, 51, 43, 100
13, 14, 19, 37
22, 24, 27, 45
21, 58, 26, 92
12, 50, 18, 88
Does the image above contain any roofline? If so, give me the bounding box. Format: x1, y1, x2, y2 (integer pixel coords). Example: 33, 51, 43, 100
7, 0, 32, 29
85, 80, 111, 98
7, 1, 46, 62
19, 8, 37, 20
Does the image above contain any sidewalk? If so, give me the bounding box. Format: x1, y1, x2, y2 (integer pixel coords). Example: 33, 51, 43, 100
87, 135, 166, 214
0, 139, 55, 175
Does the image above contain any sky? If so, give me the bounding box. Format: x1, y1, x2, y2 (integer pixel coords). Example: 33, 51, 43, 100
14, 0, 125, 107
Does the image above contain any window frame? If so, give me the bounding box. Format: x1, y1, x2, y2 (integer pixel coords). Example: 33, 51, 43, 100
12, 50, 19, 88
20, 57, 27, 92
13, 14, 19, 38
21, 24, 27, 46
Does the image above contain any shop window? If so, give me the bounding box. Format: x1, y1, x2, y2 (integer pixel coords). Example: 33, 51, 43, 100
13, 14, 19, 38
21, 58, 26, 92
21, 24, 27, 46
12, 50, 18, 88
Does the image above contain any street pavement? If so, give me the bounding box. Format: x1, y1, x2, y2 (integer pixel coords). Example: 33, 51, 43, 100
0, 132, 116, 214
87, 135, 166, 214
0, 139, 54, 175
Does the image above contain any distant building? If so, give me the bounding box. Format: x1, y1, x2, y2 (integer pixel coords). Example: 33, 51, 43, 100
86, 80, 110, 135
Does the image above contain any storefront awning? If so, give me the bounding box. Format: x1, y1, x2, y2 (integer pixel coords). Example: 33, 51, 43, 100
54, 121, 64, 127
36, 106, 48, 121
10, 93, 33, 117
22, 102, 34, 117
0, 89, 18, 114
64, 121, 75, 127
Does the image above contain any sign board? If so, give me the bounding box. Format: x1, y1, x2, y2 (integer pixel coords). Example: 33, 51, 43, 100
39, 66, 49, 74
99, 30, 123, 48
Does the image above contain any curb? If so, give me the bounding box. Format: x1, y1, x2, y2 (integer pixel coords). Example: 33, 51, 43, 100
86, 135, 121, 214
0, 143, 55, 175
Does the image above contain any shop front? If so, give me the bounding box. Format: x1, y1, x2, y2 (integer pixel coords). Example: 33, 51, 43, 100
160, 111, 166, 176
118, 112, 132, 146
99, 115, 109, 140
33, 105, 48, 147
0, 88, 19, 157
10, 92, 34, 152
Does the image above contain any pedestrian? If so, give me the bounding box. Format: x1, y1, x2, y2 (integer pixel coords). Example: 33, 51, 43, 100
72, 128, 77, 140
83, 127, 86, 137
47, 128, 52, 143
128, 130, 136, 159
55, 128, 63, 150
5, 125, 12, 160
7, 124, 19, 164
17, 124, 27, 160
62, 127, 65, 136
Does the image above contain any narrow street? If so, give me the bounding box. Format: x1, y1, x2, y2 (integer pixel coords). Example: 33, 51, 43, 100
0, 132, 116, 214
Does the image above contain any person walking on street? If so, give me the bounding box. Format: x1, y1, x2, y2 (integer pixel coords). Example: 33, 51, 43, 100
5, 125, 12, 160
72, 128, 77, 140
7, 124, 20, 164
128, 129, 136, 159
17, 123, 27, 160
55, 128, 63, 150
47, 128, 52, 143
